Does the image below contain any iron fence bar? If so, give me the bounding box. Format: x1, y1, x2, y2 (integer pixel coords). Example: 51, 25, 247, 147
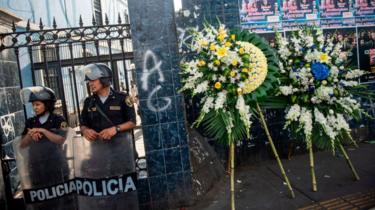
0, 23, 131, 36
94, 40, 101, 62
54, 44, 68, 121
0, 24, 132, 50
27, 46, 36, 86
119, 39, 130, 92
41, 45, 51, 87
14, 47, 28, 119
32, 52, 134, 69
68, 68, 78, 126
107, 39, 120, 90
14, 48, 24, 89
68, 43, 82, 122
81, 41, 91, 95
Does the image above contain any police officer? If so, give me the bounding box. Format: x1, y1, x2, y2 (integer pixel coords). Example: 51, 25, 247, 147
80, 63, 136, 141
19, 86, 75, 210
78, 63, 138, 210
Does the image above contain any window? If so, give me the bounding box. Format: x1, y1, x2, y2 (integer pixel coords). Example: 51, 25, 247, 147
93, 0, 103, 25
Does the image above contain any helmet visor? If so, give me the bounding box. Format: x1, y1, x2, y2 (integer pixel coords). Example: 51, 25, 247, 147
82, 64, 108, 81
20, 86, 53, 104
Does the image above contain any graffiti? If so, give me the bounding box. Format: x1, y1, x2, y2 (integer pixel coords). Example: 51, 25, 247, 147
177, 27, 191, 52
177, 26, 200, 53
0, 113, 16, 141
141, 50, 171, 112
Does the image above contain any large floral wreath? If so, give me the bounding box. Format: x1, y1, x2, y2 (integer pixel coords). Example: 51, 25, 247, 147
275, 27, 368, 152
179, 23, 279, 144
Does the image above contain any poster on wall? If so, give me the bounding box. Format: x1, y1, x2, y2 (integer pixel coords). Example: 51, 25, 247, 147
239, 0, 281, 32
320, 0, 356, 28
257, 32, 277, 48
281, 0, 320, 30
358, 26, 375, 81
356, 0, 375, 26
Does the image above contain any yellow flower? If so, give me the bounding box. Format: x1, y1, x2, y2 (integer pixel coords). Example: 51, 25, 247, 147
230, 70, 237, 77
218, 27, 226, 35
197, 60, 206, 67
237, 88, 243, 95
217, 47, 227, 57
214, 60, 221, 66
236, 42, 268, 94
231, 34, 236, 41
320, 53, 329, 63
231, 59, 238, 66
209, 44, 217, 51
239, 48, 245, 55
322, 80, 327, 85
225, 42, 232, 47
218, 34, 225, 42
214, 82, 222, 90
197, 39, 208, 47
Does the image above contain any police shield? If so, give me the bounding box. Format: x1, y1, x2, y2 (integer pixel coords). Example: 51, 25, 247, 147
74, 131, 138, 210
13, 128, 77, 210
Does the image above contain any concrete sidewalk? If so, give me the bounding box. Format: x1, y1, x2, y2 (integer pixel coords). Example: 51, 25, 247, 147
187, 143, 375, 210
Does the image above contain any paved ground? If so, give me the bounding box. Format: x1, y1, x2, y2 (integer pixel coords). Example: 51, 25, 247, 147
187, 143, 375, 210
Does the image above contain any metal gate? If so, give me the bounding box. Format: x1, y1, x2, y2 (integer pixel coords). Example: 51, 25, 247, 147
0, 14, 135, 208
0, 14, 134, 126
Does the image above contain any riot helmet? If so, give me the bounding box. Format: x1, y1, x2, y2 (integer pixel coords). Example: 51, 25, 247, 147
82, 63, 113, 87
20, 86, 57, 113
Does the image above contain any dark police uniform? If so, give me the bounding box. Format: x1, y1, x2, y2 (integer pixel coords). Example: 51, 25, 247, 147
21, 114, 76, 210
80, 89, 136, 132
78, 89, 138, 210
21, 113, 68, 187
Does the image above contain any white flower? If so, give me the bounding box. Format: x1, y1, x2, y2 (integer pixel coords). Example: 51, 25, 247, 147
345, 69, 365, 79
280, 85, 293, 96
225, 111, 234, 135
314, 108, 336, 140
317, 34, 324, 45
218, 75, 226, 82
335, 97, 360, 113
330, 66, 339, 77
221, 50, 239, 66
326, 114, 338, 149
305, 36, 314, 47
305, 50, 320, 62
277, 37, 291, 60
285, 104, 301, 122
279, 61, 286, 73
183, 10, 191, 17
311, 96, 318, 104
215, 91, 227, 110
202, 97, 214, 113
236, 95, 252, 137
315, 86, 334, 102
336, 114, 350, 132
340, 80, 358, 87
193, 81, 209, 94
291, 37, 300, 49
300, 108, 313, 147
